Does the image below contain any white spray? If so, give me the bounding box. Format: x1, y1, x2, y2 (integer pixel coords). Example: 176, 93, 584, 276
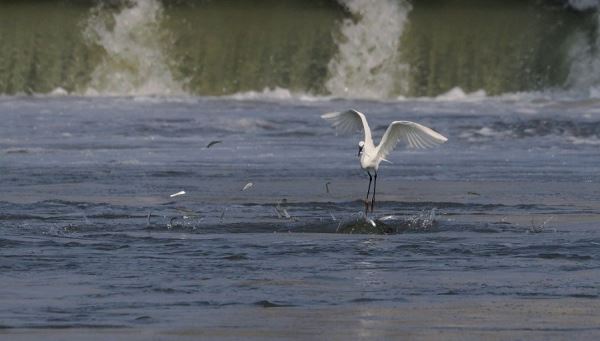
567, 0, 600, 10
325, 0, 411, 99
83, 0, 184, 96
565, 0, 600, 97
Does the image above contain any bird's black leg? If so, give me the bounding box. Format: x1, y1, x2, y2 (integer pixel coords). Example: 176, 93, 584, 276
365, 171, 372, 214
371, 171, 378, 213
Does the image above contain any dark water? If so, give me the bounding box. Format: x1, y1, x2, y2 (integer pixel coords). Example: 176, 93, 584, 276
1, 95, 600, 338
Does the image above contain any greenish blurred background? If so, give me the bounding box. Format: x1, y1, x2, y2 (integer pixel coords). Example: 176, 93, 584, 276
0, 0, 594, 96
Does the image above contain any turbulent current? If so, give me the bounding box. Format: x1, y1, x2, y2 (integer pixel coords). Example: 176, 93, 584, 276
1, 0, 600, 98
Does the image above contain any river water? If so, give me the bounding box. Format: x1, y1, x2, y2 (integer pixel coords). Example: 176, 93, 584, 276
1, 94, 600, 339
2, 0, 600, 339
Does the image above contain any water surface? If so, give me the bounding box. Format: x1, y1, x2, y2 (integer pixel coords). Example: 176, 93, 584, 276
1, 96, 599, 339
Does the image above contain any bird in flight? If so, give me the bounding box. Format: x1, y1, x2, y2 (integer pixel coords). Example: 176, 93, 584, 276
322, 109, 447, 214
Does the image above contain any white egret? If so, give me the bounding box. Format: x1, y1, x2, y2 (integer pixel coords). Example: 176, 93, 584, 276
322, 109, 448, 213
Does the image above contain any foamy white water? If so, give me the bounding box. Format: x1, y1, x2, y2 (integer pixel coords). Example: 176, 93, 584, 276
228, 87, 328, 102
567, 0, 600, 10
325, 0, 411, 99
433, 87, 487, 101
564, 0, 600, 98
83, 0, 184, 96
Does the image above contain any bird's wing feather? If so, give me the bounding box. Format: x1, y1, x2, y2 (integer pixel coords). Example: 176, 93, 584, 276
376, 121, 447, 160
321, 109, 373, 146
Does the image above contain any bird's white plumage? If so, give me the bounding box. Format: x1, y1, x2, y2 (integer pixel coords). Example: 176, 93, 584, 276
322, 108, 447, 214
321, 109, 447, 171
376, 121, 447, 161
321, 109, 373, 147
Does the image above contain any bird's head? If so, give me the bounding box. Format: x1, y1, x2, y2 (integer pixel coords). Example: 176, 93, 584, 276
358, 141, 365, 156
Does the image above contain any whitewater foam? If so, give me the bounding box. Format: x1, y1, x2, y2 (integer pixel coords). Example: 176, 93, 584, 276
433, 87, 487, 102
567, 0, 600, 10
563, 2, 600, 99
567, 136, 600, 145
227, 87, 328, 102
325, 0, 411, 99
49, 87, 69, 96
82, 0, 185, 96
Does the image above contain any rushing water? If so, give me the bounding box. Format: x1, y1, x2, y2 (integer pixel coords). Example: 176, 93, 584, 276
1, 0, 600, 339
0, 0, 599, 97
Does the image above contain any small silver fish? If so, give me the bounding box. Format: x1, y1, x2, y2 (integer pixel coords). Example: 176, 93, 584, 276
367, 218, 377, 227
170, 190, 186, 198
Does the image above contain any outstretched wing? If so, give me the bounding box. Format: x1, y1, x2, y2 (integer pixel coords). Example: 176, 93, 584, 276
376, 121, 447, 160
321, 109, 373, 146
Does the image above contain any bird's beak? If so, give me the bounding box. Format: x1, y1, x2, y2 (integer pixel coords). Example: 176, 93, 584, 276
358, 146, 363, 156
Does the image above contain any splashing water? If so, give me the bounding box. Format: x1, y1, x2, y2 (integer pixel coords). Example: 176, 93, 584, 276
565, 1, 600, 97
83, 0, 184, 96
567, 0, 600, 10
325, 0, 411, 99
406, 208, 438, 231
